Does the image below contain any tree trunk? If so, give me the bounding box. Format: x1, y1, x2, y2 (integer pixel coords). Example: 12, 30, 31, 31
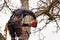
0, 33, 5, 40
21, 0, 29, 9
20, 0, 31, 40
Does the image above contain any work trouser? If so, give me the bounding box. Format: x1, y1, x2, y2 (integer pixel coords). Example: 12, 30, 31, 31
8, 22, 22, 40
9, 27, 30, 40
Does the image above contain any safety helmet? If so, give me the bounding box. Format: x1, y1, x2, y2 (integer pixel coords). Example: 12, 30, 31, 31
31, 19, 37, 28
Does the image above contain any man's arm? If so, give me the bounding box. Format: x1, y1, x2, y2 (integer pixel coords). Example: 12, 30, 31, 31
23, 9, 36, 19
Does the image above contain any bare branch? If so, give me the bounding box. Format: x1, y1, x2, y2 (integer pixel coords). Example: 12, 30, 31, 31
0, 1, 5, 11
35, 0, 59, 18
54, 20, 60, 33
29, 20, 51, 34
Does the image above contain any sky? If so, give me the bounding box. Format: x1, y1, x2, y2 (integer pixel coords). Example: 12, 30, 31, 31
0, 0, 60, 40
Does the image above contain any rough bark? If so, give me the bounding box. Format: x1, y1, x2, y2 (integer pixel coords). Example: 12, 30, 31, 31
20, 0, 31, 40
0, 33, 5, 40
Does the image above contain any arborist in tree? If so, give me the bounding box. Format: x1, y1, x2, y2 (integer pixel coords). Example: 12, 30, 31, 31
4, 9, 37, 40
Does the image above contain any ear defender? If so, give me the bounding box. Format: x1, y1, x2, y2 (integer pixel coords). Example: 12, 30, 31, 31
31, 19, 37, 28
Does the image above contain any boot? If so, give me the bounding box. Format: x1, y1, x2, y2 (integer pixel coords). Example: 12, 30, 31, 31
11, 37, 15, 40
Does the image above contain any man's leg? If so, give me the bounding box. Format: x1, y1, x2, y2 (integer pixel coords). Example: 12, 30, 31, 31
15, 28, 22, 40
16, 28, 27, 40
8, 25, 16, 40
9, 29, 15, 40
11, 37, 15, 40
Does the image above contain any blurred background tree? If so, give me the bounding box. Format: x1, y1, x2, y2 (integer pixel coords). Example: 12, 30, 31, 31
0, 0, 60, 40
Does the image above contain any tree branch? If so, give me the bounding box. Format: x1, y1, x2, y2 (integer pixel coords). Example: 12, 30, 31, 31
35, 0, 59, 18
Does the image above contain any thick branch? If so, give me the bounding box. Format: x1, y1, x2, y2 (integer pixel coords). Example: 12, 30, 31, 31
35, 0, 59, 18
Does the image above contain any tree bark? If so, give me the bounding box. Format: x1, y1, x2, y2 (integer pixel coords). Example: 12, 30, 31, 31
21, 0, 29, 9
0, 33, 5, 40
20, 0, 31, 40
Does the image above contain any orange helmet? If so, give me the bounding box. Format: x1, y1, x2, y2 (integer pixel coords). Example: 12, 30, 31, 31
31, 19, 37, 28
